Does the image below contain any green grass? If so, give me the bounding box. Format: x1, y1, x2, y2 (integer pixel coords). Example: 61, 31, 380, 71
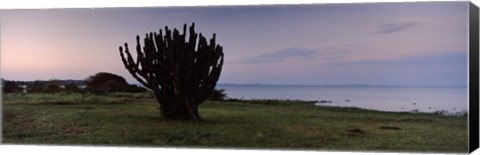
2, 93, 468, 153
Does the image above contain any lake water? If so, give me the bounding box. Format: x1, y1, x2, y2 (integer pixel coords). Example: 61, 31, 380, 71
216, 84, 468, 114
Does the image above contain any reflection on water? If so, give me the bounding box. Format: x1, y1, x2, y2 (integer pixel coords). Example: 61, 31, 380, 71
217, 85, 468, 114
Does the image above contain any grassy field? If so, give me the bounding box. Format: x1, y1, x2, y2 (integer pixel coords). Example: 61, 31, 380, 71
1, 92, 468, 153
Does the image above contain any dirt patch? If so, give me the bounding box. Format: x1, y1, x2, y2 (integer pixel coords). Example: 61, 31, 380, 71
285, 126, 322, 133
2, 112, 37, 141
379, 126, 402, 130
3, 112, 35, 129
3, 112, 16, 122
347, 128, 366, 134
400, 118, 433, 123
62, 123, 89, 134
79, 107, 95, 110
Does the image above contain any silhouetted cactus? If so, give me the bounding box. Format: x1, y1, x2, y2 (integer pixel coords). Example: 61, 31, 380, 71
119, 23, 224, 121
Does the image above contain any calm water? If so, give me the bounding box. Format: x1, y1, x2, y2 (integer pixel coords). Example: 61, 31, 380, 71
216, 84, 468, 114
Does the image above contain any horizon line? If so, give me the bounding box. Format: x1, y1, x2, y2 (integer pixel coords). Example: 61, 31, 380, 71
216, 83, 467, 88
0, 78, 467, 88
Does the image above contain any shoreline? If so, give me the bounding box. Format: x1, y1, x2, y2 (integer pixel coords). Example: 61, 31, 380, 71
2, 92, 468, 117
222, 97, 468, 116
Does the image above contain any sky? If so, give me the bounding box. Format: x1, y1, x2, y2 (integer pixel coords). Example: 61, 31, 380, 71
0, 1, 470, 86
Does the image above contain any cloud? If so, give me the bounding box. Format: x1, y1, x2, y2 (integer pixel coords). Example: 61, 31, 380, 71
376, 22, 419, 34
317, 44, 360, 60
332, 51, 467, 66
240, 48, 316, 63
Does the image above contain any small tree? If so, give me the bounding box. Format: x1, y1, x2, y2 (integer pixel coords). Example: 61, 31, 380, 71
119, 23, 224, 121
2, 80, 21, 93
84, 72, 130, 94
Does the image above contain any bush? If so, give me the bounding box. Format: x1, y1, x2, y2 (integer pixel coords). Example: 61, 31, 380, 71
43, 84, 62, 93
2, 80, 21, 93
28, 81, 46, 93
64, 83, 82, 93
84, 72, 130, 94
84, 72, 148, 94
208, 89, 227, 101
126, 85, 148, 93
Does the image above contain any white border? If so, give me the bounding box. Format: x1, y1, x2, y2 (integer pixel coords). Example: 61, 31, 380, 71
1, 0, 478, 155
0, 0, 474, 9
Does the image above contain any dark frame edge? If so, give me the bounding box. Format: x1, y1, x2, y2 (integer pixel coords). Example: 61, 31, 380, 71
469, 1, 480, 153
